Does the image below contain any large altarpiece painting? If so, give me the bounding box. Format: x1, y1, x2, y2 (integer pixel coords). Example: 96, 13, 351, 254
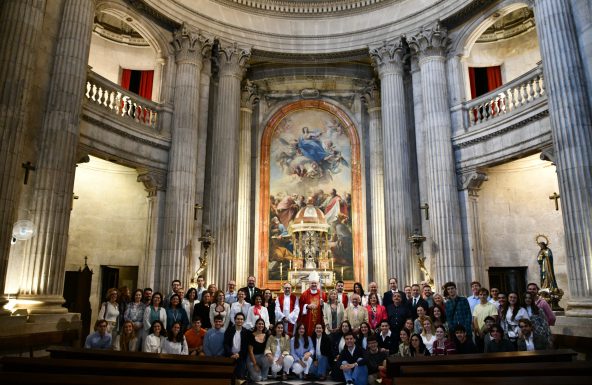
258, 100, 364, 290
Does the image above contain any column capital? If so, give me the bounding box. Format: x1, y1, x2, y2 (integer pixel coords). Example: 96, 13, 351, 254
241, 79, 259, 109
408, 23, 450, 62
361, 80, 381, 111
172, 23, 213, 65
458, 170, 488, 193
370, 38, 407, 77
137, 169, 167, 197
540, 145, 555, 164
217, 42, 251, 78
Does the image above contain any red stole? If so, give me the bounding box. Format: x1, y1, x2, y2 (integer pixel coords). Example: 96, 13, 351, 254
278, 294, 297, 335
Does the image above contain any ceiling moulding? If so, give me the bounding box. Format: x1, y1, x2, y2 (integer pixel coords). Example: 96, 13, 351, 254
442, 0, 496, 30
250, 48, 371, 64
212, 0, 397, 18
125, 0, 181, 31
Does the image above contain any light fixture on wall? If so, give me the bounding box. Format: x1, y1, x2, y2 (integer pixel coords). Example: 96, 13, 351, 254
191, 229, 215, 286
12, 219, 36, 243
408, 229, 434, 288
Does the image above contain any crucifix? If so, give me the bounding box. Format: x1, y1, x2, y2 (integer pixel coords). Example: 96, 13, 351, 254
549, 192, 560, 211
420, 203, 430, 220
22, 161, 36, 185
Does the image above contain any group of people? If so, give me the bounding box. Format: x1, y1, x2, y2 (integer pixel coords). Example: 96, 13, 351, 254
85, 273, 556, 385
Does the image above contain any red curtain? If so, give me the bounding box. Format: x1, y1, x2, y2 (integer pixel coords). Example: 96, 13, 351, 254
138, 70, 154, 100
486, 66, 502, 91
468, 67, 477, 99
120, 68, 132, 90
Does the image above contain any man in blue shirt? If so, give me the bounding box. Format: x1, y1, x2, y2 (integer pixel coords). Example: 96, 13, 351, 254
84, 319, 112, 349
204, 315, 226, 356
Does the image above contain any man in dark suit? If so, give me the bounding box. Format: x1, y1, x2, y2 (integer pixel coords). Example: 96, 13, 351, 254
339, 333, 368, 385
407, 284, 428, 320
239, 275, 261, 304
383, 277, 407, 307
517, 319, 550, 351
386, 291, 410, 346
223, 312, 250, 379
377, 320, 397, 354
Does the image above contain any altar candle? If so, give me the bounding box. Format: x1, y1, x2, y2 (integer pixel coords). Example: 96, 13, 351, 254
331, 258, 334, 271
289, 260, 292, 270
280, 263, 283, 281
340, 266, 344, 280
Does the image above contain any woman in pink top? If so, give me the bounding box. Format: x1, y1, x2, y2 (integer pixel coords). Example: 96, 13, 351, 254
365, 292, 387, 332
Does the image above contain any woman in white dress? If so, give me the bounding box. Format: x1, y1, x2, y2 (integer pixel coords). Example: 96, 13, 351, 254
143, 320, 165, 353
98, 287, 120, 335
245, 294, 270, 330
209, 290, 231, 329
421, 318, 436, 354
161, 321, 189, 355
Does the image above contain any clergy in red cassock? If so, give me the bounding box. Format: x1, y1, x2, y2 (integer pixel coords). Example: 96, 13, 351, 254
299, 272, 327, 336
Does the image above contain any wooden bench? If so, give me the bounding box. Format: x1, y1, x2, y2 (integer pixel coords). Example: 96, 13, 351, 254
554, 334, 592, 359
0, 329, 80, 357
394, 375, 592, 385
47, 345, 235, 366
1, 356, 235, 379
0, 372, 231, 385
387, 349, 577, 377
398, 360, 592, 377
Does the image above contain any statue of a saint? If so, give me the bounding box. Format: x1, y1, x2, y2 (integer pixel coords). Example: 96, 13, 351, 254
537, 240, 558, 290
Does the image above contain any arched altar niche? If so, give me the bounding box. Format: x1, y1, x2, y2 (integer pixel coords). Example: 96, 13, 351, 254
258, 100, 364, 291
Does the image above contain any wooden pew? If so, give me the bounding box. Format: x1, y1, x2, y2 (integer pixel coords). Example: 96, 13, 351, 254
0, 372, 230, 385
47, 345, 234, 366
398, 360, 592, 377
386, 349, 577, 377
1, 356, 235, 379
394, 376, 592, 385
0, 329, 79, 357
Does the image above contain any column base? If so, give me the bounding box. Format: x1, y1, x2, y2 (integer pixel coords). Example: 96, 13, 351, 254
14, 294, 68, 314
565, 298, 592, 318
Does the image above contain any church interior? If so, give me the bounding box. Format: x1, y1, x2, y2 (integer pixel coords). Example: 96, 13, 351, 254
1, 0, 592, 381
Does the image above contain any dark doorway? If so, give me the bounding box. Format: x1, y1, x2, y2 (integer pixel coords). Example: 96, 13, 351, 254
488, 266, 528, 295
100, 265, 138, 303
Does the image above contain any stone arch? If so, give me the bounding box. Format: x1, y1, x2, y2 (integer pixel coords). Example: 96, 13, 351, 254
257, 99, 365, 290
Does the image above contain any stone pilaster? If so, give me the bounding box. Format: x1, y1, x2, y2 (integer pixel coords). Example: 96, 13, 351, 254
409, 25, 467, 292
207, 43, 251, 287
370, 39, 415, 287
236, 80, 258, 287
570, 0, 592, 112
191, 52, 212, 284
18, 0, 95, 313
361, 82, 387, 292
0, 0, 46, 312
160, 25, 211, 290
534, 0, 592, 316
137, 170, 166, 290
458, 170, 488, 285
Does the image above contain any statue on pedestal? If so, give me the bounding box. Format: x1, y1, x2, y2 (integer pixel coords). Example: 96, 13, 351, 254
535, 234, 563, 311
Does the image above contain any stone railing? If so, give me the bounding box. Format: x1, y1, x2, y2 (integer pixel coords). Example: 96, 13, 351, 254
85, 71, 159, 129
465, 65, 545, 128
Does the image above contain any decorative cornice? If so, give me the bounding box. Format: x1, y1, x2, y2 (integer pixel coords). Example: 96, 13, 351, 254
441, 0, 496, 30
540, 145, 555, 164
137, 168, 167, 194
213, 0, 395, 18
81, 113, 170, 151
369, 38, 407, 77
454, 109, 549, 148
93, 23, 149, 47
458, 169, 488, 191
125, 0, 181, 31
250, 48, 371, 65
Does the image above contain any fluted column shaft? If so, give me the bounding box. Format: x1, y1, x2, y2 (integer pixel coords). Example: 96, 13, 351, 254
236, 81, 258, 287
362, 84, 388, 292
208, 45, 250, 287
535, 0, 592, 310
370, 40, 415, 286
0, 0, 46, 304
409, 26, 466, 292
570, 0, 592, 112
191, 57, 212, 281
160, 27, 210, 290
19, 0, 95, 311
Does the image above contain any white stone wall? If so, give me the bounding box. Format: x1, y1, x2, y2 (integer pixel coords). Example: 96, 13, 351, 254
65, 156, 148, 318
478, 154, 568, 302
88, 33, 159, 100
466, 28, 541, 84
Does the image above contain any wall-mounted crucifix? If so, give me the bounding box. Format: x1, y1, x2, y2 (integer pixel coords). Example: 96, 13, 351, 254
549, 192, 560, 211
420, 203, 430, 220
22, 161, 36, 184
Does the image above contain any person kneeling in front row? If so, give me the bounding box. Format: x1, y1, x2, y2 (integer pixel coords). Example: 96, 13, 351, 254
340, 332, 368, 385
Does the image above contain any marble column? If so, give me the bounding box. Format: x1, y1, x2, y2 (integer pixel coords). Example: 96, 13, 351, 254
534, 0, 592, 315
0, 0, 46, 311
458, 170, 488, 285
137, 170, 166, 290
570, 0, 592, 111
409, 25, 467, 292
361, 82, 388, 292
18, 0, 95, 312
410, 58, 435, 286
370, 39, 415, 286
207, 44, 250, 287
236, 80, 258, 287
160, 26, 211, 290
191, 53, 212, 283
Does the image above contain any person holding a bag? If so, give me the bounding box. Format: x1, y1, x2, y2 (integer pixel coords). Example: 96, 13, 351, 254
99, 287, 120, 335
